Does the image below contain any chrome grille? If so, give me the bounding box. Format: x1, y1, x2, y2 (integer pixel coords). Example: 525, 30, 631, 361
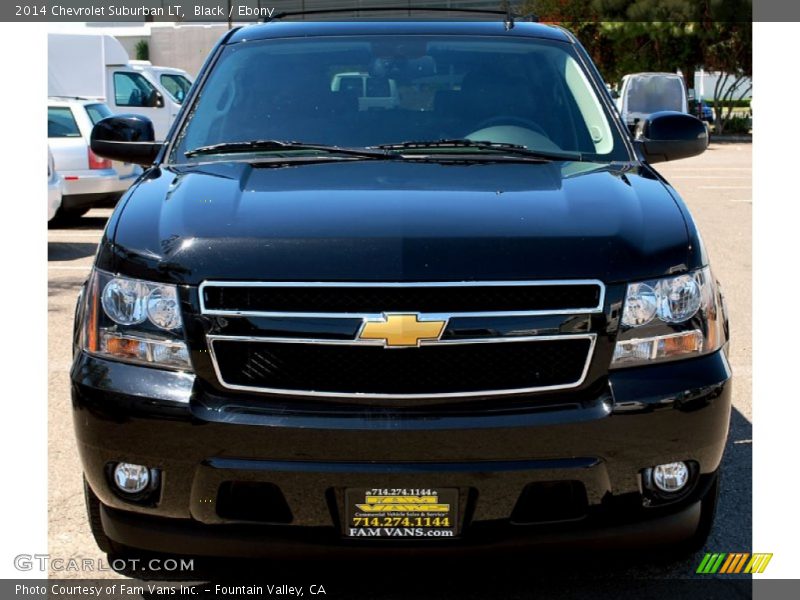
200, 280, 603, 399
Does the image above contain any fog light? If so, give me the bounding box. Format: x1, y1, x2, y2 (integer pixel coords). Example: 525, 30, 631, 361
113, 463, 151, 494
652, 462, 690, 493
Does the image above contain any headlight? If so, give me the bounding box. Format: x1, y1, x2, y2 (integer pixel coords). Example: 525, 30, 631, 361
612, 267, 726, 368
79, 269, 192, 371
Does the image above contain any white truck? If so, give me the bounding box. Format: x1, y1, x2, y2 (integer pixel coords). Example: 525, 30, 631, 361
616, 72, 688, 132
129, 60, 193, 106
48, 33, 192, 140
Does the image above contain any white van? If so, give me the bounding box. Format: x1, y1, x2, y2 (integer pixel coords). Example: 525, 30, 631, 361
48, 34, 188, 140
130, 60, 193, 106
617, 72, 688, 130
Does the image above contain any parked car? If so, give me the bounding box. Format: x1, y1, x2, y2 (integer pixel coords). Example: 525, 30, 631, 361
47, 98, 141, 219
76, 16, 728, 560
694, 100, 715, 125
47, 147, 62, 222
48, 34, 187, 139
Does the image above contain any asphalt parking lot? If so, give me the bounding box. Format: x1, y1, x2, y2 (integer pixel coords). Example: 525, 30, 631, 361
47, 143, 752, 594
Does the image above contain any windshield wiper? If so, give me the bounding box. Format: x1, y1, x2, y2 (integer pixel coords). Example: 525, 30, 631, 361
372, 139, 583, 162
185, 140, 394, 159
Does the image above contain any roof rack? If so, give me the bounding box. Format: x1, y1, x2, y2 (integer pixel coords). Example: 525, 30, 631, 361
262, 5, 539, 29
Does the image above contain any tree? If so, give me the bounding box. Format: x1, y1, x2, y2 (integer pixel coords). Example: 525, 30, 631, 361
703, 22, 752, 133
521, 0, 752, 132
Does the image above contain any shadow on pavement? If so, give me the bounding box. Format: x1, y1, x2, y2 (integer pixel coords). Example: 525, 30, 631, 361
48, 242, 98, 262
49, 215, 110, 231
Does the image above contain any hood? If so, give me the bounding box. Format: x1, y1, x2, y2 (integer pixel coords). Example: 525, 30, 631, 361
103, 159, 693, 285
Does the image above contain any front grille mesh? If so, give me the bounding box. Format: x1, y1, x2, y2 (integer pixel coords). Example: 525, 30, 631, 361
202, 283, 601, 314
212, 338, 592, 396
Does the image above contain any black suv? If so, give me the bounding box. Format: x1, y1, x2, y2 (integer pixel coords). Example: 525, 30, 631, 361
74, 18, 730, 558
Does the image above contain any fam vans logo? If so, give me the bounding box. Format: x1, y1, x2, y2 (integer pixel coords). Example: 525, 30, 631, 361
696, 552, 773, 574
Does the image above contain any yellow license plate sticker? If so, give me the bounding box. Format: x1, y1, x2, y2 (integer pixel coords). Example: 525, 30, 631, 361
345, 488, 458, 539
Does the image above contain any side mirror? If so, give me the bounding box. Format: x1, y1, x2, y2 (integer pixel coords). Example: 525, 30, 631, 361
635, 111, 708, 164
90, 114, 162, 166
151, 90, 165, 108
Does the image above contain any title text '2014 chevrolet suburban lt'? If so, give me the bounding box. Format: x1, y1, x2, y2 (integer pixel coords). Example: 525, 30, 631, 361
73, 16, 730, 559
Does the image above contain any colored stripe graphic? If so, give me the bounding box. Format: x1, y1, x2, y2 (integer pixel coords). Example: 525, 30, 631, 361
698, 553, 773, 574
744, 554, 773, 574
720, 553, 736, 573
720, 553, 749, 573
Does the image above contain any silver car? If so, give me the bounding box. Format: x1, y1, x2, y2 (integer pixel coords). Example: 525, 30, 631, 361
47, 146, 62, 222
47, 97, 141, 219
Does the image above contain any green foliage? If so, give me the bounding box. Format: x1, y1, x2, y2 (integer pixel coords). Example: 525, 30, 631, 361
521, 0, 752, 85
701, 98, 750, 108
723, 116, 751, 135
135, 39, 149, 61
520, 0, 752, 132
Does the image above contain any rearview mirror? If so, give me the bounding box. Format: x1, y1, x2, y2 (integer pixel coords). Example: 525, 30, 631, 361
90, 114, 162, 166
634, 111, 708, 164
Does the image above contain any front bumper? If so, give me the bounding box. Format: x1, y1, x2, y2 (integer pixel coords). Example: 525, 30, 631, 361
72, 350, 731, 556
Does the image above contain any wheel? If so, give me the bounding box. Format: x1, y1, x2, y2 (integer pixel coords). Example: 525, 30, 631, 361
83, 477, 118, 554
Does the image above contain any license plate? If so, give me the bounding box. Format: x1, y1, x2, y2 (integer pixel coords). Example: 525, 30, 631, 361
345, 488, 458, 539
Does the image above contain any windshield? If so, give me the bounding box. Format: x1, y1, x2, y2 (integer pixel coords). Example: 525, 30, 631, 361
171, 35, 627, 163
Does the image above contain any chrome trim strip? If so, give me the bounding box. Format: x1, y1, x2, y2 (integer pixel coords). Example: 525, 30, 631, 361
198, 279, 606, 319
206, 333, 597, 399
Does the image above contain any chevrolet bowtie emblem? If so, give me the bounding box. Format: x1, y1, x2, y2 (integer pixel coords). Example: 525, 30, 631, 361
358, 313, 447, 348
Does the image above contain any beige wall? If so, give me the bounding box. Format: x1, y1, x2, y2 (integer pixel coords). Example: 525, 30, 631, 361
115, 35, 148, 60
149, 25, 229, 77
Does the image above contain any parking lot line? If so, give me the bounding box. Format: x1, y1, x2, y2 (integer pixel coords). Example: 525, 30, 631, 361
669, 175, 751, 179
699, 185, 752, 189
48, 232, 104, 238
664, 166, 751, 170
48, 265, 92, 271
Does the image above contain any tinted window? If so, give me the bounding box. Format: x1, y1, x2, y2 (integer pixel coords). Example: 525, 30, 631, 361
160, 73, 192, 104
85, 103, 112, 125
48, 107, 81, 138
172, 35, 626, 162
114, 71, 157, 107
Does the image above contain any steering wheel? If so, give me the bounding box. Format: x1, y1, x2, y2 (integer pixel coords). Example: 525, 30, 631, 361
470, 116, 548, 137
